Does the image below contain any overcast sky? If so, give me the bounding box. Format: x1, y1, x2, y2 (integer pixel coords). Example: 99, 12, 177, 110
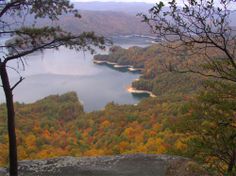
72, 0, 236, 9
72, 0, 157, 3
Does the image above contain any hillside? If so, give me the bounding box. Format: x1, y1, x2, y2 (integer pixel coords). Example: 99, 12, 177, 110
2, 6, 151, 37
7, 10, 151, 37
3, 2, 235, 37
0, 41, 205, 172
0, 45, 234, 175
59, 11, 151, 36
0, 81, 234, 175
94, 45, 203, 97
0, 91, 193, 166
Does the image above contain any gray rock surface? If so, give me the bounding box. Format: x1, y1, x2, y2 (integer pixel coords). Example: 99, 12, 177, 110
0, 168, 6, 176
0, 154, 206, 176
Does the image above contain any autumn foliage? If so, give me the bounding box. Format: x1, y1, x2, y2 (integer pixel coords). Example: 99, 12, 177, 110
0, 92, 190, 166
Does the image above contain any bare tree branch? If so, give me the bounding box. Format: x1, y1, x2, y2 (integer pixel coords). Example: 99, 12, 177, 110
140, 0, 236, 83
10, 76, 24, 91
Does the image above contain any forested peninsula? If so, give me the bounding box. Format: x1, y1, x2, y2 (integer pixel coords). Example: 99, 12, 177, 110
94, 45, 203, 97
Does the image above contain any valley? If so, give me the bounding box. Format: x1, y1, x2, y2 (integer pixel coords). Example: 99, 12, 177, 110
0, 1, 236, 176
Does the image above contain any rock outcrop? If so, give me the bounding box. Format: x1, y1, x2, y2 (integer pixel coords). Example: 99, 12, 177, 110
0, 154, 207, 176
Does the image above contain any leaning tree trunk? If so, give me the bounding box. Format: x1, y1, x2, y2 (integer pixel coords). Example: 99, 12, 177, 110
0, 63, 18, 176
228, 148, 236, 175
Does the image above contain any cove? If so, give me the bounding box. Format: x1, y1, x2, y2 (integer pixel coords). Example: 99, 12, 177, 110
0, 36, 153, 112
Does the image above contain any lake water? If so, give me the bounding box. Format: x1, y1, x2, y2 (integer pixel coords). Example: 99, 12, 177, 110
0, 36, 153, 112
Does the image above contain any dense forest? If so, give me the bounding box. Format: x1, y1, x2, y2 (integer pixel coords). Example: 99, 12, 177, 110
94, 45, 203, 97
0, 91, 192, 165
1, 40, 235, 174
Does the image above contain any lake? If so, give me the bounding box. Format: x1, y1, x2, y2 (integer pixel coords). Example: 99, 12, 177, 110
0, 35, 153, 112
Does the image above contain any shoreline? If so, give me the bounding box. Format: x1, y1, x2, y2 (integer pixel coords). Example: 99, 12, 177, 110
127, 86, 157, 98
93, 59, 144, 72
114, 64, 131, 68
128, 67, 143, 72
93, 59, 156, 98
93, 60, 117, 65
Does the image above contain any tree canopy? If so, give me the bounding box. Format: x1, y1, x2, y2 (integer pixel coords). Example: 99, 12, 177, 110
141, 0, 236, 82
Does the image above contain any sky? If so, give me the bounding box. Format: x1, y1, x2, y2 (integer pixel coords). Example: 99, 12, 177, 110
72, 0, 236, 9
73, 0, 158, 3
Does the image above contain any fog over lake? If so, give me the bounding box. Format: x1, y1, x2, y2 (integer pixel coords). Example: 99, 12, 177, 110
0, 36, 153, 112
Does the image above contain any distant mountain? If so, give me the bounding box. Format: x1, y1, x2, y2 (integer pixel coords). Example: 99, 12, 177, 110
4, 10, 152, 37
72, 2, 154, 15
1, 2, 154, 37
58, 10, 151, 36
73, 2, 236, 26
64, 2, 155, 36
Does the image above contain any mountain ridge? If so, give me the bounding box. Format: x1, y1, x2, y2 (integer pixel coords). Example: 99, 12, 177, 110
61, 10, 151, 36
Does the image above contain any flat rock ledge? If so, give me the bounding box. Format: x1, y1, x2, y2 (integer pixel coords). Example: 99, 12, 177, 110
0, 154, 207, 176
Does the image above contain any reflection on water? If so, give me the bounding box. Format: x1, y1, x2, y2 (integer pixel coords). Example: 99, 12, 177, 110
0, 36, 152, 112
131, 92, 150, 100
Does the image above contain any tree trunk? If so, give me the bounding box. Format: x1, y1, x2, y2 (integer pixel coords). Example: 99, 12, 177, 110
0, 63, 18, 176
228, 148, 236, 175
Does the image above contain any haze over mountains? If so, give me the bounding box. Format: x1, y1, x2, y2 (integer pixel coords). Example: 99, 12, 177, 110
66, 2, 154, 36
25, 2, 154, 36
5, 1, 236, 37
70, 2, 236, 35
59, 10, 151, 36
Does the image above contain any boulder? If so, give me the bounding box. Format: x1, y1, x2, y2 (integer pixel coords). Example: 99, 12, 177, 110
1, 154, 207, 176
